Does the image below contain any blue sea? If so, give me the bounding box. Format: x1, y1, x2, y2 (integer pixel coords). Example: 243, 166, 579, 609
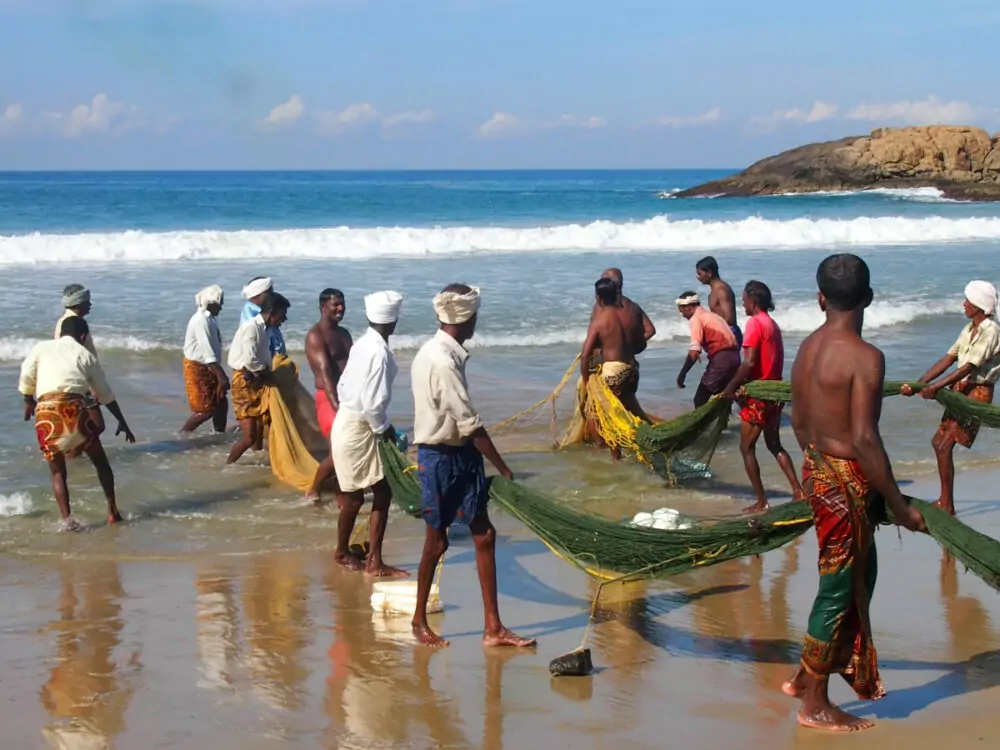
1, 169, 1000, 536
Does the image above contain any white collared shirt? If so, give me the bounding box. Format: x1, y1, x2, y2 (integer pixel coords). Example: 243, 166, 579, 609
227, 314, 270, 372
411, 329, 484, 446
183, 310, 223, 365
19, 337, 115, 404
336, 327, 397, 434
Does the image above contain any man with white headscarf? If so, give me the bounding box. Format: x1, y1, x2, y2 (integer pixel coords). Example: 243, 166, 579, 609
329, 290, 407, 576
409, 283, 536, 649
240, 276, 287, 358
903, 280, 1000, 515
181, 285, 230, 433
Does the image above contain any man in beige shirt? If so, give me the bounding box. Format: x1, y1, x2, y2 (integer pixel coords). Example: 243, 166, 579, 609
19, 316, 135, 530
409, 283, 535, 650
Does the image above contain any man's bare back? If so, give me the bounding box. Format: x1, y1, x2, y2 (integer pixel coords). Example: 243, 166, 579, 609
589, 304, 636, 364
791, 325, 883, 460
708, 280, 737, 327
589, 295, 654, 354
306, 321, 352, 401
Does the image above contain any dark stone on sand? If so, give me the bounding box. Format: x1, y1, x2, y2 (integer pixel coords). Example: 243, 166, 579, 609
550, 648, 594, 676
676, 125, 1000, 202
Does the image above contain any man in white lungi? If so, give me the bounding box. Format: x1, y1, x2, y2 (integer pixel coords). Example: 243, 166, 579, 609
329, 290, 408, 577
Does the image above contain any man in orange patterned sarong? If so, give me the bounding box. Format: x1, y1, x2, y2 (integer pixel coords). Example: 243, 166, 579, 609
784, 254, 924, 732
181, 285, 230, 433
19, 317, 136, 530
901, 280, 1000, 516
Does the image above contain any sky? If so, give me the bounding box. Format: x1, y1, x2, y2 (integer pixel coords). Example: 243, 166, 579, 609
1, 0, 998, 170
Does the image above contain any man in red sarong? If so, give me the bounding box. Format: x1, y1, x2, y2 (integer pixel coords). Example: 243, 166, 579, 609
785, 253, 925, 732
305, 288, 353, 504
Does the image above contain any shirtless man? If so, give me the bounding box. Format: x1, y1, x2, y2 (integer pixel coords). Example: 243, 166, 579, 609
696, 256, 741, 346
783, 253, 925, 732
581, 277, 649, 458
305, 289, 353, 504
589, 268, 656, 356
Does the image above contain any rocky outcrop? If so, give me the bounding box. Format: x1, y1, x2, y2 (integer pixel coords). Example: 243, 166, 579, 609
677, 126, 1000, 201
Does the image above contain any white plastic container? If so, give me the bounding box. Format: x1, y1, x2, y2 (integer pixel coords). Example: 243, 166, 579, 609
370, 580, 443, 616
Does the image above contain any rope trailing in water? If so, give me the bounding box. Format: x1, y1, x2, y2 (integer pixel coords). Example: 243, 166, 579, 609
378, 441, 1000, 589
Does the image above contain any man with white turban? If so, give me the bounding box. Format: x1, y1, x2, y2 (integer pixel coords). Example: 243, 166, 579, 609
181, 285, 230, 433
240, 276, 287, 358
329, 290, 407, 576
409, 283, 536, 649
675, 290, 741, 407
903, 280, 1000, 515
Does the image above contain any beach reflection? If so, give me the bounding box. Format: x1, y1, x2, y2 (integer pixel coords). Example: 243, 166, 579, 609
39, 562, 137, 750
195, 564, 238, 691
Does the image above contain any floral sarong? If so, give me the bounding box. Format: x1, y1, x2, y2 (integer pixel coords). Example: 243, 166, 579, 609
183, 359, 222, 414
739, 395, 783, 428
800, 449, 885, 700
34, 393, 101, 462
601, 360, 639, 398
230, 370, 267, 422
936, 381, 994, 449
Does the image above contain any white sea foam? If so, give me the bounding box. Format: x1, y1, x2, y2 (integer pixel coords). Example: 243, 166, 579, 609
0, 335, 171, 362
780, 187, 954, 203
3, 214, 1000, 265
0, 492, 34, 517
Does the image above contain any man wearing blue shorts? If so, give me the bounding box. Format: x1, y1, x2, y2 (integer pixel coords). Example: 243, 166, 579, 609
409, 283, 537, 650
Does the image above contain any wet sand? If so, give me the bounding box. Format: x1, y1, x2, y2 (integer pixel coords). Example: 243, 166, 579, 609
2, 456, 1000, 749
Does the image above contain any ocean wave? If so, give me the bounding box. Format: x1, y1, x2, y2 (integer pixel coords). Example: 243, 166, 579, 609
0, 492, 34, 517
779, 187, 955, 203
3, 214, 1000, 265
0, 335, 171, 362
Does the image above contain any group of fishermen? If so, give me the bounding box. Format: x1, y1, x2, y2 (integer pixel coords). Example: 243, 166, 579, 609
16, 253, 1000, 731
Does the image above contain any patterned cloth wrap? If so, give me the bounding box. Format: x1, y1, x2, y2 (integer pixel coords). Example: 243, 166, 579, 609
34, 392, 101, 462
230, 370, 268, 423
183, 358, 223, 414
936, 381, 994, 449
739, 394, 783, 428
799, 449, 886, 701
601, 360, 639, 398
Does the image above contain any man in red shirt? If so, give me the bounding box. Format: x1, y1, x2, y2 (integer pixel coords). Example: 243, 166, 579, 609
723, 281, 804, 512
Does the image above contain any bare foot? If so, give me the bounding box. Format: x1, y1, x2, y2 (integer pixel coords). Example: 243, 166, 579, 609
797, 706, 874, 732
782, 668, 806, 698
933, 498, 956, 516
743, 500, 769, 514
412, 623, 450, 647
107, 511, 124, 524
610, 447, 622, 462
335, 551, 363, 571
60, 517, 83, 532
304, 492, 321, 506
483, 627, 537, 648
792, 489, 806, 502
366, 562, 410, 578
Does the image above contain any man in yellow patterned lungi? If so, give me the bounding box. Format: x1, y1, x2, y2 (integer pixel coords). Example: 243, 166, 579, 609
181, 285, 230, 433
19, 317, 136, 530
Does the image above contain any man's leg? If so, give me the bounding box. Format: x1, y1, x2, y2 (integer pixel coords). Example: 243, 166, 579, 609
334, 489, 365, 571
932, 430, 958, 515
46, 454, 77, 527
181, 410, 215, 433
469, 513, 537, 648
83, 439, 122, 523
763, 419, 805, 503
412, 524, 450, 646
693, 383, 712, 408
226, 418, 258, 464
212, 397, 228, 433
365, 479, 408, 577
739, 420, 768, 512
306, 456, 337, 505
620, 393, 652, 424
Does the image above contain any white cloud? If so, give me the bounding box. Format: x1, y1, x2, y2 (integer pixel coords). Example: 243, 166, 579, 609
41, 93, 144, 138
845, 96, 978, 124
382, 109, 438, 131
262, 94, 304, 127
476, 111, 607, 139
654, 107, 722, 128
0, 103, 23, 135
316, 102, 379, 134
752, 101, 839, 128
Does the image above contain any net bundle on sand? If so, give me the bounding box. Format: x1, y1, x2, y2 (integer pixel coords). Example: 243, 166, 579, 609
379, 442, 1000, 589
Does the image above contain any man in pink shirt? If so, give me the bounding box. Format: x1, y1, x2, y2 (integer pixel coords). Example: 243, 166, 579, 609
722, 281, 804, 512
676, 290, 741, 407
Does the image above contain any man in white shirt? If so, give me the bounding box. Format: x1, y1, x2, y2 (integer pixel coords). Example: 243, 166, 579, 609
226, 293, 290, 464
409, 283, 536, 649
181, 285, 230, 434
329, 290, 407, 576
19, 316, 135, 530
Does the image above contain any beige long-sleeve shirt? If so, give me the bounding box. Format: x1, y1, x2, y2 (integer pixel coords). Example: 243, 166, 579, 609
411, 330, 484, 446
19, 337, 115, 404
227, 314, 270, 373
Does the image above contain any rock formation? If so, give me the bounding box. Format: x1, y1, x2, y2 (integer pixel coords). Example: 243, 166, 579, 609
677, 126, 1000, 201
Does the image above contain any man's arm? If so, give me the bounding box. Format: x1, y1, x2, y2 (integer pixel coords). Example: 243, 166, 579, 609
195, 317, 229, 393
580, 320, 600, 384
677, 350, 699, 387
19, 348, 38, 420
723, 346, 758, 400
851, 348, 924, 532
435, 365, 513, 478
305, 329, 339, 409
103, 401, 136, 444
640, 308, 656, 342
471, 427, 513, 480
361, 356, 391, 435
918, 353, 958, 385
